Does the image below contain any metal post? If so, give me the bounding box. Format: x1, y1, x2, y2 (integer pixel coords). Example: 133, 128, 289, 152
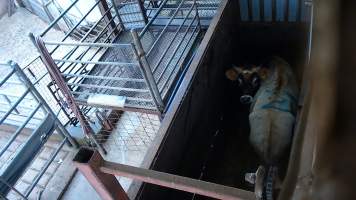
137, 0, 148, 23
73, 148, 129, 200
131, 29, 164, 113
9, 61, 80, 148
109, 0, 125, 30
99, 0, 119, 35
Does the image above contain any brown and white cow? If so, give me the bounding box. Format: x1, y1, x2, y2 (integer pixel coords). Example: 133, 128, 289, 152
226, 56, 298, 165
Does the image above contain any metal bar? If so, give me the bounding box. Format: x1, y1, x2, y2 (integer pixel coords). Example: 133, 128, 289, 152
131, 29, 164, 112
0, 69, 15, 87
102, 161, 255, 200
109, 0, 125, 30
40, 0, 80, 36
0, 177, 28, 200
9, 61, 79, 149
45, 41, 131, 48
0, 89, 30, 125
139, 0, 169, 37
152, 4, 195, 73
159, 23, 199, 93
0, 94, 20, 114
137, 0, 148, 23
73, 93, 152, 102
54, 59, 138, 66
67, 82, 150, 92
62, 73, 146, 82
156, 17, 197, 84
0, 103, 42, 158
73, 148, 129, 200
98, 0, 119, 35
25, 138, 67, 197
146, 0, 187, 57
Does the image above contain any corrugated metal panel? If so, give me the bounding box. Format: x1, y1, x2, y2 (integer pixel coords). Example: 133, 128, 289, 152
239, 0, 311, 22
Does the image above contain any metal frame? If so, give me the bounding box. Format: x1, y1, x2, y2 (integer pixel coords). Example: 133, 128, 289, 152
0, 61, 78, 198
74, 148, 255, 200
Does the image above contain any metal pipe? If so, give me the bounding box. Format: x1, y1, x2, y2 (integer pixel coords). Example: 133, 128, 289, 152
67, 82, 150, 92
137, 0, 148, 23
62, 73, 146, 82
146, 0, 187, 57
159, 23, 200, 93
9, 61, 79, 149
25, 138, 67, 197
45, 41, 131, 48
131, 29, 164, 112
54, 59, 138, 66
139, 0, 169, 38
73, 148, 129, 200
109, 0, 125, 30
152, 3, 195, 73
0, 69, 15, 87
0, 89, 30, 125
102, 161, 255, 200
0, 103, 42, 157
40, 0, 81, 36
0, 177, 28, 200
156, 15, 198, 83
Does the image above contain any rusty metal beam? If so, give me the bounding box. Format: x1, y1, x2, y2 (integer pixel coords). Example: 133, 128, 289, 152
73, 148, 129, 200
101, 161, 255, 200
74, 148, 254, 200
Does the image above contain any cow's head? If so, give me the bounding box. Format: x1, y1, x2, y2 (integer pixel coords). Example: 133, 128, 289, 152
225, 65, 267, 104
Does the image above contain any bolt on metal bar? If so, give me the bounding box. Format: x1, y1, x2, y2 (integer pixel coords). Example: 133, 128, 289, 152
9, 61, 79, 148
25, 138, 67, 197
146, 0, 187, 57
0, 69, 15, 87
0, 89, 30, 125
139, 0, 169, 37
156, 15, 198, 83
54, 59, 138, 66
62, 73, 146, 82
0, 103, 42, 158
67, 82, 150, 92
152, 3, 195, 73
40, 0, 80, 36
131, 29, 164, 112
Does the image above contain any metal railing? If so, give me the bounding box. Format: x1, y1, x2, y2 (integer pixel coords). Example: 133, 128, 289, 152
34, 0, 202, 116
0, 61, 78, 199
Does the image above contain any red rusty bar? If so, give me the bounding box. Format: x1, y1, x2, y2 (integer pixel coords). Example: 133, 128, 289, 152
101, 161, 255, 200
73, 148, 129, 200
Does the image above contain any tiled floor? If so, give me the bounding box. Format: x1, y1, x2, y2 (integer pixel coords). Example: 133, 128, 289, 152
0, 127, 73, 200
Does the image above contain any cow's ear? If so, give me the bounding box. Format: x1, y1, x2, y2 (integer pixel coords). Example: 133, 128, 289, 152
225, 66, 241, 81
256, 66, 269, 80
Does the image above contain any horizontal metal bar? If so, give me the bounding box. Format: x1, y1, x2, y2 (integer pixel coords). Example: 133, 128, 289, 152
40, 0, 80, 36
62, 73, 146, 82
0, 103, 42, 158
54, 59, 138, 66
25, 138, 67, 197
101, 161, 256, 200
67, 82, 149, 92
75, 99, 159, 114
45, 41, 132, 48
74, 94, 152, 103
0, 69, 15, 87
0, 89, 31, 125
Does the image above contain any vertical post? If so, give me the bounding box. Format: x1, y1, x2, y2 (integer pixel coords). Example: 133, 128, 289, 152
99, 0, 119, 35
137, 0, 148, 23
109, 0, 125, 30
131, 29, 164, 113
73, 148, 129, 200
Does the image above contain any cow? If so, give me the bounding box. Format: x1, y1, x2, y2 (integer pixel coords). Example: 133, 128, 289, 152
225, 56, 299, 199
